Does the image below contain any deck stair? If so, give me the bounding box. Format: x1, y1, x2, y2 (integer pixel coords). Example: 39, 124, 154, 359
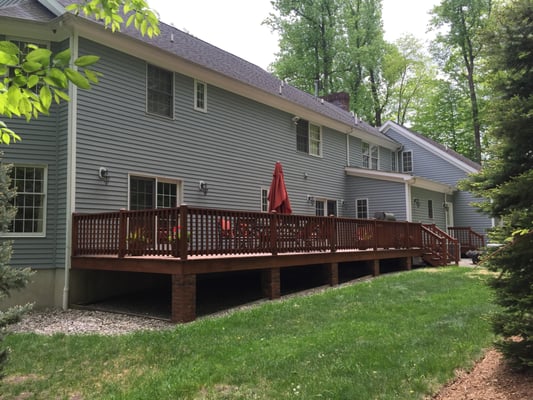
422, 224, 460, 266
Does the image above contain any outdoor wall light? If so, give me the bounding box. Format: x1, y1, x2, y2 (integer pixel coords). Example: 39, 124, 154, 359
413, 198, 420, 208
199, 180, 208, 195
339, 199, 345, 207
443, 203, 449, 210
292, 115, 301, 125
306, 195, 315, 203
303, 172, 309, 179
98, 167, 109, 184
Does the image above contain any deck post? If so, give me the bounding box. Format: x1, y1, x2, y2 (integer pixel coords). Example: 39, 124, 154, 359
261, 268, 280, 299
400, 256, 412, 271
372, 259, 380, 276
324, 262, 339, 286
171, 273, 196, 323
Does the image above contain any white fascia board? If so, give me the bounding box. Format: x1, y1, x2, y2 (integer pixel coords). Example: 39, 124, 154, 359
345, 167, 455, 194
349, 128, 401, 151
381, 121, 479, 174
37, 0, 65, 16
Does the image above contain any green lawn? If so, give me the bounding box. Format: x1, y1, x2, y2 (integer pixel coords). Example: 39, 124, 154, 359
2, 267, 497, 399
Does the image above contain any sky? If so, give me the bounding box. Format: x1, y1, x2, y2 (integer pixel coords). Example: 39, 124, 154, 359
148, 0, 440, 70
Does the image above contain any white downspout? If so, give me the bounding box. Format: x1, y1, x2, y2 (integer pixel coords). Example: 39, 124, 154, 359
63, 31, 79, 310
405, 181, 412, 222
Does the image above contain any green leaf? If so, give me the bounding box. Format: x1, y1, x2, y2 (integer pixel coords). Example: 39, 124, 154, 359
22, 60, 43, 73
39, 85, 52, 110
27, 75, 40, 89
64, 68, 91, 89
26, 48, 52, 67
52, 88, 70, 102
0, 50, 18, 66
53, 49, 71, 67
45, 68, 68, 88
74, 55, 100, 67
84, 69, 100, 83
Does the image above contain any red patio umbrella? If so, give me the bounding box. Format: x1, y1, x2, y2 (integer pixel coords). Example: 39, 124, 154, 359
268, 161, 292, 214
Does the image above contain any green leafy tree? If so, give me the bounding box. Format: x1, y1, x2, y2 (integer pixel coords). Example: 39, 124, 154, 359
0, 0, 159, 373
463, 0, 533, 370
386, 35, 436, 126
266, 0, 341, 95
430, 0, 492, 163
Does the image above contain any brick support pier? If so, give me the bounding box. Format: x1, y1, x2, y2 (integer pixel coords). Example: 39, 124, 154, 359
261, 268, 280, 299
400, 256, 412, 271
171, 274, 196, 323
371, 259, 380, 276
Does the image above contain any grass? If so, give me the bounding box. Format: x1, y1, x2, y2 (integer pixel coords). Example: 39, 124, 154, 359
1, 267, 497, 399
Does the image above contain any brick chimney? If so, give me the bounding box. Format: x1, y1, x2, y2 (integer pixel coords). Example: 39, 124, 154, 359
321, 92, 350, 112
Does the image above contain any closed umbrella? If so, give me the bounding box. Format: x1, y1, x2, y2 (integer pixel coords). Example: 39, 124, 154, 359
268, 161, 292, 214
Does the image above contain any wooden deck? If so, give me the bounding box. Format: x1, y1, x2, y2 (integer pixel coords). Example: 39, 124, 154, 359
71, 206, 460, 322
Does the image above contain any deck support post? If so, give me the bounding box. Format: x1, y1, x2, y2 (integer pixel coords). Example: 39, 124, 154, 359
171, 273, 196, 323
400, 256, 412, 271
372, 259, 380, 276
324, 263, 339, 286
261, 268, 280, 299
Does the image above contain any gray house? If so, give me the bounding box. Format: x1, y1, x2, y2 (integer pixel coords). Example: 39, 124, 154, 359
0, 0, 492, 311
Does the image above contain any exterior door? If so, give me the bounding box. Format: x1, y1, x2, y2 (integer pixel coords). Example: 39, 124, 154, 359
444, 202, 454, 229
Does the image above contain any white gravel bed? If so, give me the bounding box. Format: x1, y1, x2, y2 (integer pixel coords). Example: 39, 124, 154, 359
6, 308, 175, 336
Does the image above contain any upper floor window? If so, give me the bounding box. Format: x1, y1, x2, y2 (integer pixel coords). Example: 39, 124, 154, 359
362, 142, 378, 170
130, 175, 179, 210
147, 64, 174, 118
356, 198, 368, 219
296, 120, 322, 157
428, 200, 434, 219
194, 80, 207, 112
8, 165, 47, 236
402, 151, 413, 173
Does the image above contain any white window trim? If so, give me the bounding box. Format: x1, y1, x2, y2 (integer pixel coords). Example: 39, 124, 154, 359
146, 64, 175, 119
2, 164, 48, 238
194, 80, 207, 112
355, 198, 369, 219
309, 123, 322, 157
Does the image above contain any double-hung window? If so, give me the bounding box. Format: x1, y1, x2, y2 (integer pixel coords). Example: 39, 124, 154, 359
194, 80, 207, 112
402, 151, 413, 173
8, 165, 47, 235
146, 64, 174, 118
356, 198, 369, 219
362, 142, 378, 170
296, 120, 322, 157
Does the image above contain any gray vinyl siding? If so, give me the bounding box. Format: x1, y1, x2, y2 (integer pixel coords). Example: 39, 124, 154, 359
453, 191, 491, 238
385, 128, 466, 186
411, 187, 447, 229
74, 39, 348, 216
1, 103, 68, 269
345, 176, 407, 221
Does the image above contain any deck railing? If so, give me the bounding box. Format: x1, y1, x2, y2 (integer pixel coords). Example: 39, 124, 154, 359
448, 227, 485, 255
72, 206, 426, 259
